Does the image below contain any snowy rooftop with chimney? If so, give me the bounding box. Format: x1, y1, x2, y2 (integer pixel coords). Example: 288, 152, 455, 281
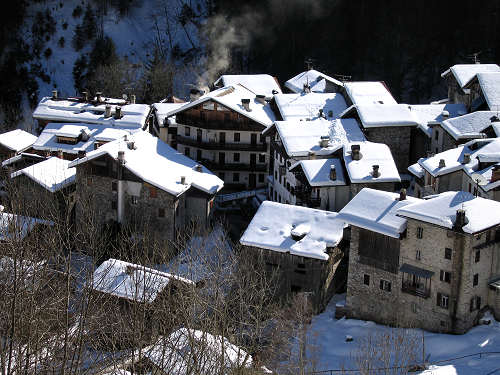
274, 92, 347, 121
290, 158, 346, 187
69, 131, 224, 196
0, 212, 51, 242
343, 142, 400, 183
408, 103, 467, 136
0, 129, 37, 153
441, 64, 500, 88
240, 201, 344, 260
33, 96, 151, 129
214, 74, 282, 96
33, 123, 137, 155
273, 118, 365, 157
152, 102, 187, 127
167, 85, 277, 128
476, 72, 500, 110
440, 111, 499, 140
337, 188, 420, 238
343, 81, 397, 106
397, 191, 500, 234
285, 69, 343, 94
341, 104, 419, 128
11, 156, 76, 192
92, 258, 194, 303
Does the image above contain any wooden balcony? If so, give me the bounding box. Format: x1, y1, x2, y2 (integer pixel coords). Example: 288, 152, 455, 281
177, 135, 267, 152
401, 281, 431, 298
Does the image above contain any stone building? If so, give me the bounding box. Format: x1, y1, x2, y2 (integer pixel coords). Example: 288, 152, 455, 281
338, 188, 500, 334
240, 201, 347, 311
0, 129, 37, 163
69, 131, 223, 242
463, 72, 500, 111
284, 69, 343, 94
163, 85, 276, 191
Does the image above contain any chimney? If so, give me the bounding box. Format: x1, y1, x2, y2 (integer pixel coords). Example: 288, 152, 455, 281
439, 159, 446, 168
256, 94, 266, 104
308, 151, 316, 160
181, 176, 186, 184
96, 92, 103, 102
399, 188, 407, 201
329, 165, 337, 181
57, 150, 64, 159
52, 90, 58, 99
371, 165, 380, 178
462, 153, 471, 164
104, 104, 112, 118
319, 136, 329, 148
130, 94, 136, 104
77, 150, 86, 159
114, 106, 122, 119
318, 108, 324, 118
189, 89, 203, 102
82, 91, 89, 101
441, 110, 450, 120
272, 89, 278, 95
351, 145, 361, 161
455, 209, 468, 229
194, 164, 202, 172
127, 141, 135, 150
491, 165, 500, 183
328, 110, 333, 118
241, 98, 251, 112
118, 150, 126, 164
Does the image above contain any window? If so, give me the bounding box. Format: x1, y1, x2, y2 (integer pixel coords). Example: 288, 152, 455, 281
233, 153, 240, 162
379, 279, 391, 292
435, 130, 439, 141
111, 201, 117, 210
475, 250, 480, 263
417, 227, 423, 239
445, 248, 452, 260
234, 132, 240, 142
473, 273, 479, 286
416, 250, 421, 260
470, 296, 481, 312
437, 293, 449, 309
258, 174, 264, 183
274, 170, 277, 180
196, 149, 202, 161
184, 126, 190, 136
158, 208, 165, 218
233, 172, 240, 182
130, 196, 138, 205
111, 181, 117, 192
259, 154, 265, 163
363, 274, 370, 286
184, 147, 190, 157
149, 186, 157, 198
440, 270, 451, 283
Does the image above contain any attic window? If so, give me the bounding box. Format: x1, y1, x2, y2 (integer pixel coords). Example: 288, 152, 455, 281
57, 135, 80, 145
202, 102, 215, 110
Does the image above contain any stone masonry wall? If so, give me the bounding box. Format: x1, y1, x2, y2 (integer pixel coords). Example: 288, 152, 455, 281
363, 126, 412, 172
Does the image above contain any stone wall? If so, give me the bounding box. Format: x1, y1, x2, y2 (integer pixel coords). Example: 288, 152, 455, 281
363, 126, 412, 172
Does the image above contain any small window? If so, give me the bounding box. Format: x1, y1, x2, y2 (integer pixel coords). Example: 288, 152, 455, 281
475, 250, 480, 263
379, 279, 391, 292
130, 196, 138, 205
440, 320, 447, 327
259, 154, 265, 163
234, 133, 240, 142
233, 173, 240, 182
416, 250, 421, 260
363, 274, 370, 286
111, 181, 117, 192
440, 270, 451, 283
184, 147, 190, 157
437, 293, 449, 309
158, 208, 165, 218
111, 201, 117, 210
473, 273, 479, 286
417, 227, 423, 239
233, 153, 240, 162
149, 187, 157, 198
274, 170, 277, 180
434, 130, 439, 141
445, 248, 452, 260
184, 127, 190, 136
470, 296, 482, 312
196, 149, 202, 161
258, 174, 264, 183
260, 134, 265, 143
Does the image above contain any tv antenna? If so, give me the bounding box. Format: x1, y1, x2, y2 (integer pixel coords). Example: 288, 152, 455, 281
305, 58, 314, 71
470, 172, 488, 197
467, 51, 482, 64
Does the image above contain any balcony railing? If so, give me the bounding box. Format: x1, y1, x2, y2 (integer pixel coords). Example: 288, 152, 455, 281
200, 159, 267, 172
401, 281, 431, 298
176, 114, 263, 131
177, 135, 267, 152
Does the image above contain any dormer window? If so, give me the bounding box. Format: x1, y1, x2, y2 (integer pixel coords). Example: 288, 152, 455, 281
56, 135, 80, 145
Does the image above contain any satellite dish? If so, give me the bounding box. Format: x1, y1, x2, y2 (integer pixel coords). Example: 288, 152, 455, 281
471, 172, 488, 186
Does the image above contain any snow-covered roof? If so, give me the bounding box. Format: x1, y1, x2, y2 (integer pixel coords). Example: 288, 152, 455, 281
214, 74, 282, 96
408, 103, 467, 136
337, 188, 420, 238
69, 131, 223, 196
1, 153, 45, 168
144, 328, 253, 374
275, 118, 366, 157
476, 72, 500, 110
11, 157, 76, 192
441, 64, 500, 88
464, 162, 500, 192
408, 161, 425, 179
342, 104, 418, 128
343, 142, 400, 183
152, 102, 187, 127
0, 212, 52, 242
285, 69, 343, 94
166, 85, 276, 128
397, 191, 500, 234
33, 97, 151, 129
274, 93, 347, 121
240, 201, 344, 260
419, 147, 467, 177
290, 158, 346, 186
92, 258, 194, 303
343, 82, 397, 106
0, 129, 37, 153
33, 123, 137, 155
440, 111, 498, 140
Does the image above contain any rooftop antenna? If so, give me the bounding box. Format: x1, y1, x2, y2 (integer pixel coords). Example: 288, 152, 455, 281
470, 172, 488, 197
466, 51, 482, 64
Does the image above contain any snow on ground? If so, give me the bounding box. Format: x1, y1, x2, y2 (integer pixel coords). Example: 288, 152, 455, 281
302, 294, 500, 374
